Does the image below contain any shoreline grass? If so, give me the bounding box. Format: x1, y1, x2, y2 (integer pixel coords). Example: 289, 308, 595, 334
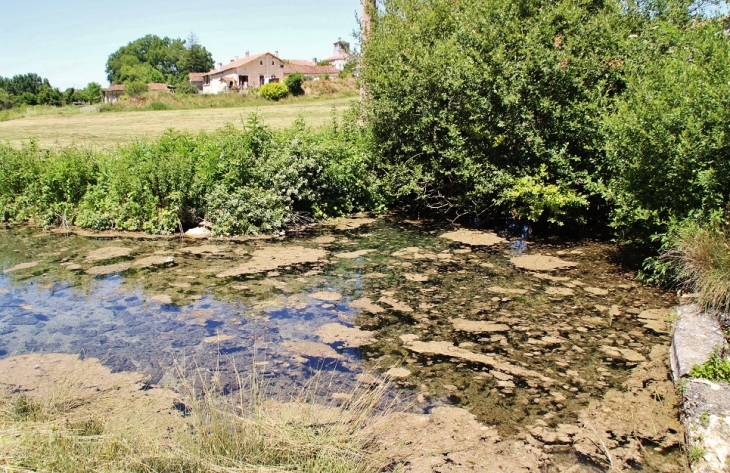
0, 357, 401, 473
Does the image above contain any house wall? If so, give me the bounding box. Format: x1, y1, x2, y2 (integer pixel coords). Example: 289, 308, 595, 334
202, 54, 285, 94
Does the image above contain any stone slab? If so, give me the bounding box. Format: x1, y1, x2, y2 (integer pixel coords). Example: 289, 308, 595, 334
670, 304, 725, 379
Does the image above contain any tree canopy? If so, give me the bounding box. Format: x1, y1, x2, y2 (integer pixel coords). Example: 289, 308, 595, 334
105, 34, 214, 85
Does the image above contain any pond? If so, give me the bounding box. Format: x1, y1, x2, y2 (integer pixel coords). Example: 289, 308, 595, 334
0, 218, 687, 471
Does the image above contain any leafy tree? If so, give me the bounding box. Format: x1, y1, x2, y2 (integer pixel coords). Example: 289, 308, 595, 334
0, 89, 13, 110
84, 82, 103, 104
284, 73, 304, 96
106, 34, 213, 85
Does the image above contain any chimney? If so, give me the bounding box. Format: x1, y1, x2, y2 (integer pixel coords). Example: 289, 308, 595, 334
218, 62, 222, 69
245, 51, 249, 57
275, 50, 279, 57
313, 57, 317, 64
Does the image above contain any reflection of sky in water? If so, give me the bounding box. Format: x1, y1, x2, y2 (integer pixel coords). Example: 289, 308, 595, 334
0, 272, 364, 395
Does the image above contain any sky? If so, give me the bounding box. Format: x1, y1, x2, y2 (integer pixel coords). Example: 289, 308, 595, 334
0, 0, 362, 90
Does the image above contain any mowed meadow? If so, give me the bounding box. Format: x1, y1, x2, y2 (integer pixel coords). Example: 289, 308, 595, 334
0, 97, 354, 148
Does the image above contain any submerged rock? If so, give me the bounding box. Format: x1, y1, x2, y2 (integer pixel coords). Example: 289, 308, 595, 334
216, 246, 327, 278
85, 262, 132, 275
184, 227, 211, 239
310, 291, 342, 302
405, 340, 555, 385
440, 229, 506, 247
316, 323, 375, 347
282, 341, 343, 359
3, 261, 39, 273
84, 247, 132, 262
334, 249, 376, 259
350, 297, 386, 314
451, 318, 510, 333
510, 254, 578, 271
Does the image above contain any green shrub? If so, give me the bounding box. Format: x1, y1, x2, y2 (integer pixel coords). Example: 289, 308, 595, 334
690, 348, 730, 384
124, 81, 148, 97
284, 73, 305, 96
147, 101, 169, 111
259, 83, 289, 101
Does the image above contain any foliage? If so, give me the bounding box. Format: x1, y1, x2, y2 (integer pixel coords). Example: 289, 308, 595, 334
259, 83, 289, 101
175, 80, 200, 95
0, 113, 380, 235
105, 34, 214, 85
124, 81, 149, 97
285, 73, 305, 96
690, 347, 730, 384
601, 19, 730, 244
362, 0, 729, 241
0, 89, 12, 110
0, 367, 396, 472
658, 217, 730, 311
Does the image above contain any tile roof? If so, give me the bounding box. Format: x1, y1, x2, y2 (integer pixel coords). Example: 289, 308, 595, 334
188, 72, 205, 82
286, 59, 316, 66
284, 64, 339, 75
323, 53, 349, 62
105, 84, 125, 92
148, 83, 172, 91
214, 52, 283, 74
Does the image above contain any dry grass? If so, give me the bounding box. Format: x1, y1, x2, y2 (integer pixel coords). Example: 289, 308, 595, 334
665, 221, 730, 312
0, 97, 355, 149
0, 356, 400, 473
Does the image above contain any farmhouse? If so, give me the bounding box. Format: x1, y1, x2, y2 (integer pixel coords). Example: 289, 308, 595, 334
201, 52, 285, 94
188, 72, 205, 91
102, 83, 173, 103
321, 40, 350, 71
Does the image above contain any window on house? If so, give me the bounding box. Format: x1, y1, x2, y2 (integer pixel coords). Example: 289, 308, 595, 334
204, 75, 210, 85
271, 61, 275, 65
260, 60, 263, 65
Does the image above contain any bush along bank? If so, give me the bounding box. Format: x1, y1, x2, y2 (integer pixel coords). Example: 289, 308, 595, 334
362, 0, 730, 254
0, 112, 383, 236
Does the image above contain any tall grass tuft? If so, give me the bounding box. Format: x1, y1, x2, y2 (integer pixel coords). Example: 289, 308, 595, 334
664, 219, 730, 312
0, 362, 401, 472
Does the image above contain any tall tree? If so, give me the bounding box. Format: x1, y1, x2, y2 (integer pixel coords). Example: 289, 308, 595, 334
105, 34, 213, 85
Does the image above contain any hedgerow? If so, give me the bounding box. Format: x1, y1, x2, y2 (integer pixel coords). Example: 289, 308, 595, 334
0, 114, 381, 235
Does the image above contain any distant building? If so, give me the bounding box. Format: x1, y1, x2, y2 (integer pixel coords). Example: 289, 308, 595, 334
200, 52, 285, 94
188, 72, 205, 91
321, 40, 350, 71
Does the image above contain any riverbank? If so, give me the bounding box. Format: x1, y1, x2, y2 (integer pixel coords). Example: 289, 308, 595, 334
671, 303, 730, 472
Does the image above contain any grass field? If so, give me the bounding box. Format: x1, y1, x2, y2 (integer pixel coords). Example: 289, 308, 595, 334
0, 97, 355, 149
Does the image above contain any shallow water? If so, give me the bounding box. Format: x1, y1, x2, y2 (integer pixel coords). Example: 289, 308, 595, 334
0, 219, 682, 468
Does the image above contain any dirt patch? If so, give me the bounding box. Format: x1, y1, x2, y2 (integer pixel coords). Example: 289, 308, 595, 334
440, 229, 506, 247
84, 246, 133, 263
510, 254, 578, 271
3, 261, 39, 273
216, 246, 327, 278
316, 323, 375, 347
